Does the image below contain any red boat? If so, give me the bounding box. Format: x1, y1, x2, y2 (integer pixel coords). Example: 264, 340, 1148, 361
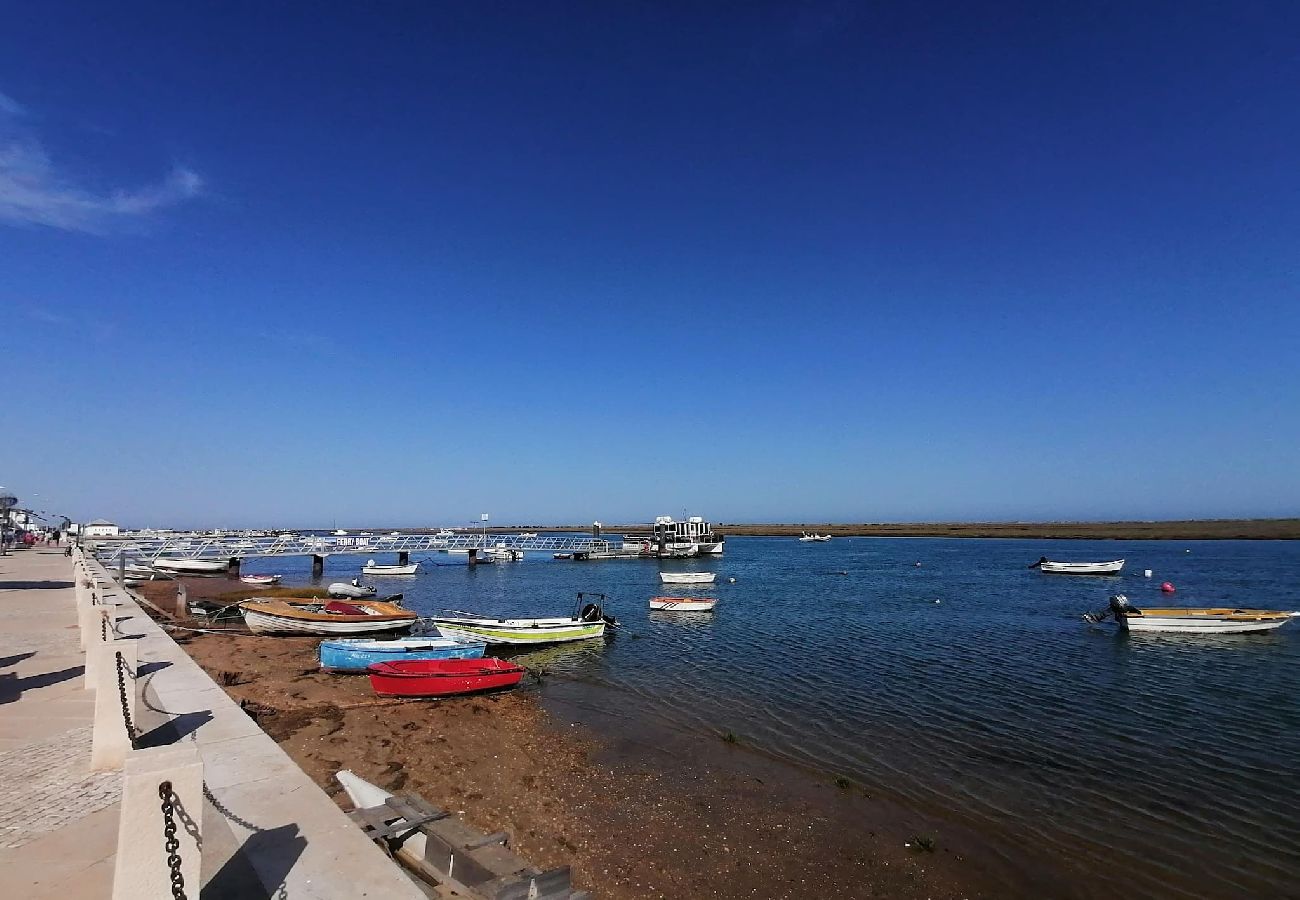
367, 657, 526, 698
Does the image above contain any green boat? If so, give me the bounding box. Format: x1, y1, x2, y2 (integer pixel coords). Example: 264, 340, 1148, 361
428, 594, 617, 646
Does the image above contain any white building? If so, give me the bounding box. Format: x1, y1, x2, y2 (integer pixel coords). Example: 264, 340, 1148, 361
83, 519, 121, 538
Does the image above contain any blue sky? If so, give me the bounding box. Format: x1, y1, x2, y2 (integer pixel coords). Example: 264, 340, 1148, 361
2, 2, 1297, 527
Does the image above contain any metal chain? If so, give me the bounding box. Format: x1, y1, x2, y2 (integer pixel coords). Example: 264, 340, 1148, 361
101, 615, 107, 642
158, 781, 187, 900
114, 652, 138, 746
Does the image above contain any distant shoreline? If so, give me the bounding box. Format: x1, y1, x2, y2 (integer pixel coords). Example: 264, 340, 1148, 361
476, 518, 1300, 541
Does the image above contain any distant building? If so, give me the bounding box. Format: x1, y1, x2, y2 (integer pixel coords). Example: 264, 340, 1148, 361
83, 519, 121, 538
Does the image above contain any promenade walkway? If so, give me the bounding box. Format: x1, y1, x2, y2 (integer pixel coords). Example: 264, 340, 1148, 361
0, 546, 425, 899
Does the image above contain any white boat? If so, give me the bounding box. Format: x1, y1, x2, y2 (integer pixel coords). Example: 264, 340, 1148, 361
239, 574, 282, 585
798, 532, 832, 542
240, 598, 415, 635
333, 529, 348, 535
152, 557, 228, 575
649, 596, 718, 612
659, 572, 717, 585
361, 559, 419, 576
328, 581, 378, 598
435, 529, 455, 538
518, 532, 538, 539
1034, 557, 1124, 575
622, 515, 725, 555
1084, 595, 1300, 634
486, 545, 524, 561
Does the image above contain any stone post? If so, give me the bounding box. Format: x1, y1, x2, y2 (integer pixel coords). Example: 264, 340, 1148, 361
84, 605, 115, 688
112, 746, 203, 900
91, 640, 139, 771
174, 582, 188, 619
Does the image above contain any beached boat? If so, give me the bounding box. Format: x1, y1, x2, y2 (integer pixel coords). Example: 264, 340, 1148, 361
239, 598, 416, 635
328, 581, 378, 598
152, 557, 228, 575
649, 596, 718, 612
428, 594, 617, 646
367, 657, 526, 697
1032, 557, 1124, 575
319, 637, 485, 672
239, 574, 282, 586
1084, 595, 1300, 634
361, 559, 419, 576
659, 572, 717, 585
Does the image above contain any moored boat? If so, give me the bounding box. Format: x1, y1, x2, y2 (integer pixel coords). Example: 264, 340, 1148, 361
798, 533, 832, 542
240, 598, 416, 635
319, 636, 485, 671
649, 596, 718, 612
153, 557, 228, 575
239, 573, 282, 585
328, 581, 378, 598
659, 571, 717, 585
361, 559, 419, 576
428, 594, 617, 646
1084, 595, 1300, 634
367, 657, 526, 697
1032, 557, 1124, 575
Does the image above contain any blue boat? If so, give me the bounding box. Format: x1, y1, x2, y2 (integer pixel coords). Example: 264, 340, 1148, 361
319, 637, 486, 672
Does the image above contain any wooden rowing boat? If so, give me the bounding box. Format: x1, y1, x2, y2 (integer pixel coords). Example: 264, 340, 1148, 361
1033, 557, 1124, 575
659, 572, 717, 585
239, 598, 416, 635
367, 658, 526, 697
319, 637, 486, 671
649, 596, 718, 612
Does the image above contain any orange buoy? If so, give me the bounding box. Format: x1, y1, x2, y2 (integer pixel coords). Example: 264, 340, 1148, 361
1161, 581, 1176, 593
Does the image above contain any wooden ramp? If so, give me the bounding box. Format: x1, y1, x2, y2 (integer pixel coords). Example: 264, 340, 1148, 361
348, 790, 591, 900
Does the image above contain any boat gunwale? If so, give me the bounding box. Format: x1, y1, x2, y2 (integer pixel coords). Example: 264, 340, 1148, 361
239, 599, 416, 624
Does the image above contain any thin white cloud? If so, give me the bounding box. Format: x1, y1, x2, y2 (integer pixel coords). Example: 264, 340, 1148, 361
0, 90, 202, 233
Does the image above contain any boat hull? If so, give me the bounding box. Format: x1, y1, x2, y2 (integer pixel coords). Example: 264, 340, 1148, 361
319, 637, 485, 671
659, 572, 717, 585
430, 618, 606, 645
367, 658, 526, 697
240, 599, 416, 636
1121, 609, 1297, 634
1040, 559, 1124, 575
153, 558, 228, 574
328, 582, 379, 598
361, 564, 419, 575
649, 597, 718, 612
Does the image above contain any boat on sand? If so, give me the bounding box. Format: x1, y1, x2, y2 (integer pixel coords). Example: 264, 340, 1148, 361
1031, 557, 1124, 575
239, 574, 282, 585
153, 557, 228, 575
367, 657, 526, 697
649, 596, 718, 612
239, 598, 415, 635
1083, 595, 1300, 633
319, 637, 485, 671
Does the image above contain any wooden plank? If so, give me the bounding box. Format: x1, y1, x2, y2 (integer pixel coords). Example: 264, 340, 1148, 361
463, 830, 509, 850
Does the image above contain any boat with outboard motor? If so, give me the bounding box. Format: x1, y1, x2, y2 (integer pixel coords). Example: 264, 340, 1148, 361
1084, 594, 1300, 633
427, 593, 617, 645
1031, 557, 1124, 575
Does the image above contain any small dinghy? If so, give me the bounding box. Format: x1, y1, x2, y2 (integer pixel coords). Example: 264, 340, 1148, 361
239, 574, 282, 586
427, 593, 617, 646
153, 557, 228, 575
239, 598, 415, 635
660, 572, 717, 585
1031, 557, 1124, 575
361, 560, 419, 576
328, 580, 379, 598
1084, 595, 1300, 634
319, 637, 485, 671
649, 596, 718, 612
367, 657, 526, 697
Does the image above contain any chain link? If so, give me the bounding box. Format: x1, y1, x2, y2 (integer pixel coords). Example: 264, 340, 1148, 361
101, 614, 107, 642
158, 781, 187, 900
114, 652, 138, 746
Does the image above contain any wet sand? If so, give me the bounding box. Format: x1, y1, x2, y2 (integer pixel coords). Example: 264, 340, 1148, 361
137, 578, 1055, 899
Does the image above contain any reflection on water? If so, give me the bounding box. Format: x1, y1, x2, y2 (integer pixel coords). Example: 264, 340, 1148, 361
246, 536, 1300, 899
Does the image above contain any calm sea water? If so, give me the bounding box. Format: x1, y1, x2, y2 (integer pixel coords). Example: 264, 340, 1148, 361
248, 536, 1300, 898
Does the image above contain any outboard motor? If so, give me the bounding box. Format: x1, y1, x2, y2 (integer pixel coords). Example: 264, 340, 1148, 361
1084, 594, 1140, 624
579, 602, 604, 622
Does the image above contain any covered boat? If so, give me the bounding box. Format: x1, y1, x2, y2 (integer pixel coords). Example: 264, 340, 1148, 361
428, 594, 617, 646
649, 596, 718, 612
328, 580, 379, 598
660, 572, 716, 585
367, 657, 526, 697
239, 573, 282, 585
239, 598, 416, 635
319, 636, 485, 671
1032, 557, 1124, 575
1084, 595, 1300, 634
361, 560, 419, 576
153, 557, 228, 574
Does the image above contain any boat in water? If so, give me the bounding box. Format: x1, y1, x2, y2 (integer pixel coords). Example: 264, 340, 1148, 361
239, 573, 282, 586
649, 596, 718, 612
621, 515, 725, 555
152, 557, 228, 575
361, 559, 419, 576
367, 657, 526, 697
1084, 595, 1300, 634
428, 594, 617, 646
659, 571, 717, 585
328, 580, 378, 598
1031, 557, 1124, 575
798, 533, 832, 542
319, 637, 485, 671
239, 598, 416, 635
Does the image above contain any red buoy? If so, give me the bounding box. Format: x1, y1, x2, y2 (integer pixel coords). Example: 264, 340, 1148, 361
1160, 581, 1176, 593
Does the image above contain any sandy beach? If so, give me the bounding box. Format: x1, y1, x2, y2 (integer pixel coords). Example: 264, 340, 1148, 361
135, 578, 1059, 899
